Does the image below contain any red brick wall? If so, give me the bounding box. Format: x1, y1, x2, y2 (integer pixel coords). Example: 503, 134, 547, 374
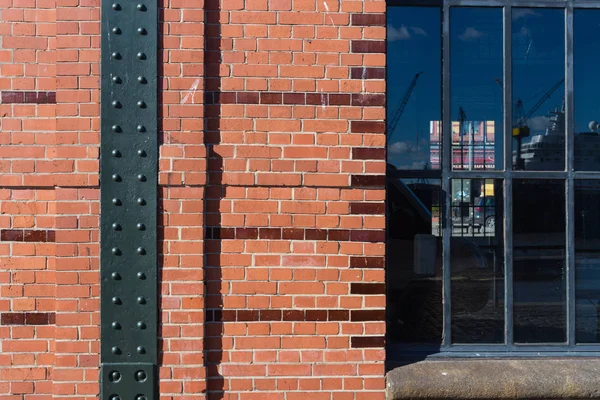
0, 0, 386, 398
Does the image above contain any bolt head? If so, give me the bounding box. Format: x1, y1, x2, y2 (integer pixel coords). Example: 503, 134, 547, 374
135, 370, 147, 381
109, 371, 121, 382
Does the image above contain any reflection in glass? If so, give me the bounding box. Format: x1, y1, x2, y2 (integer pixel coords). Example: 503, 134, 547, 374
574, 10, 600, 171
387, 7, 441, 170
575, 181, 600, 343
450, 8, 503, 171
451, 179, 504, 343
512, 9, 565, 171
513, 180, 566, 343
387, 178, 442, 344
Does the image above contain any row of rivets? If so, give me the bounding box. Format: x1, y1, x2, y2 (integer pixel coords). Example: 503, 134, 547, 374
112, 27, 147, 35
109, 247, 147, 255
110, 321, 146, 330
111, 76, 147, 84
111, 174, 146, 182
111, 3, 147, 11
111, 100, 148, 108
110, 346, 147, 355
110, 394, 147, 400
109, 271, 146, 280
109, 393, 147, 400
108, 370, 147, 383
110, 150, 147, 157
111, 52, 147, 61
111, 223, 145, 231
111, 198, 146, 204
111, 296, 147, 305
110, 125, 147, 132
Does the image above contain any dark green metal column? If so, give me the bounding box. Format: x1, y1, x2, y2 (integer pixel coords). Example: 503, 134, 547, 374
100, 0, 158, 397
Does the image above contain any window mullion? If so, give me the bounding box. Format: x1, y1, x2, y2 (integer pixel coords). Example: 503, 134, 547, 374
442, 2, 452, 347
566, 1, 576, 347
503, 4, 514, 348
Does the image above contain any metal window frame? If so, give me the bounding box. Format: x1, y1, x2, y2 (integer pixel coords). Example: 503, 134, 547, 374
387, 0, 600, 357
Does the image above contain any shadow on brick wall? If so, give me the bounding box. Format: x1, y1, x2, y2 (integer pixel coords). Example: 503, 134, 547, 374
203, 0, 225, 398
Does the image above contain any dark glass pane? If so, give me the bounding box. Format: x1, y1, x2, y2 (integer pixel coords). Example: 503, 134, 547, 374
512, 9, 565, 171
387, 178, 442, 345
450, 8, 503, 171
574, 10, 600, 171
387, 7, 441, 170
513, 180, 566, 343
451, 179, 504, 343
575, 180, 600, 343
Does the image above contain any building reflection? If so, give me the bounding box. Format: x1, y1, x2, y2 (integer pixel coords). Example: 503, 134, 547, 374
430, 120, 496, 170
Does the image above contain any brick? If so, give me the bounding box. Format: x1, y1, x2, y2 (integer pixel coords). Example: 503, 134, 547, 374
350, 336, 385, 348
350, 257, 384, 268
1, 313, 25, 325
351, 121, 385, 133
351, 40, 386, 53
1, 230, 24, 241
351, 67, 385, 80
350, 310, 385, 321
351, 14, 386, 26
351, 175, 385, 187
350, 283, 385, 295
352, 94, 385, 107
260, 92, 282, 104
24, 313, 50, 325
349, 203, 385, 214
352, 148, 385, 160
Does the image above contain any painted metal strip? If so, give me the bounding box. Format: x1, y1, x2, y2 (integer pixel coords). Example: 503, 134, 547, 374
100, 0, 158, 397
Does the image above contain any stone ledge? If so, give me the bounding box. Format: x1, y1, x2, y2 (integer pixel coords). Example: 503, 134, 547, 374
386, 359, 600, 399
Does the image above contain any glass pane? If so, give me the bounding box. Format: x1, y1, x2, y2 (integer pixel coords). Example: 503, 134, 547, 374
450, 8, 503, 171
387, 7, 441, 170
512, 9, 565, 171
513, 180, 566, 343
451, 179, 504, 343
574, 10, 600, 171
575, 180, 600, 343
387, 178, 443, 345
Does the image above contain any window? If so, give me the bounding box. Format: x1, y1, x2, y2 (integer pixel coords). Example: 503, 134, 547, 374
387, 0, 600, 357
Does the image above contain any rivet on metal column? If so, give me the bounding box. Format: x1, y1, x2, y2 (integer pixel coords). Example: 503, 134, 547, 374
100, 0, 158, 398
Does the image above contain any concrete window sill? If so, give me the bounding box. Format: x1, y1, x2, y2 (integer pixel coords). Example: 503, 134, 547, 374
386, 359, 600, 399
